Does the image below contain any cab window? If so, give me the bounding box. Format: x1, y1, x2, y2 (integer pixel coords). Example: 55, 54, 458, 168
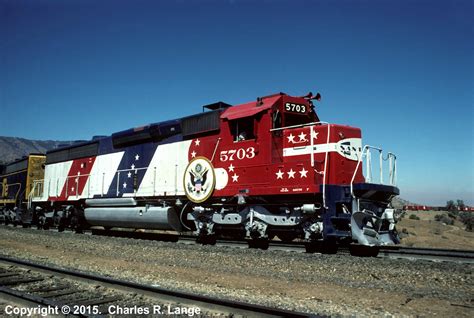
230, 118, 255, 142
272, 110, 282, 129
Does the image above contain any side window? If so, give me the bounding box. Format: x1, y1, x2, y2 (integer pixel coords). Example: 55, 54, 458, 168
230, 118, 255, 142
272, 110, 282, 129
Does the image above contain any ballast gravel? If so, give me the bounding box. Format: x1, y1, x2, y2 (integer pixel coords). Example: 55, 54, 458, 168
0, 226, 472, 317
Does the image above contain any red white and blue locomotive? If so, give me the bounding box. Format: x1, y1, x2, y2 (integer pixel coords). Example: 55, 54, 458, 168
4, 92, 400, 253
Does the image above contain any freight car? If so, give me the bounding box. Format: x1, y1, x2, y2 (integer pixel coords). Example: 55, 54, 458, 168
0, 154, 45, 225
6, 92, 400, 255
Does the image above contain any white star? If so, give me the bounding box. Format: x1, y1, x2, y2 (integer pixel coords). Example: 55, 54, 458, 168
80, 163, 85, 169
287, 134, 296, 143
311, 130, 319, 140
71, 187, 75, 192
127, 172, 132, 178
194, 139, 200, 146
191, 151, 196, 158
131, 164, 136, 170
135, 154, 140, 161
228, 164, 235, 172
287, 169, 296, 179
298, 132, 307, 142
232, 174, 239, 182
299, 168, 308, 178
276, 170, 284, 179
123, 182, 127, 189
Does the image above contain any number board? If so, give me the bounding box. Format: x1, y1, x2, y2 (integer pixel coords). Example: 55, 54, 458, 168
284, 102, 307, 114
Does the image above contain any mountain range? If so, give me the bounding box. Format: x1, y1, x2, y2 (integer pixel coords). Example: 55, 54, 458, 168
0, 136, 75, 164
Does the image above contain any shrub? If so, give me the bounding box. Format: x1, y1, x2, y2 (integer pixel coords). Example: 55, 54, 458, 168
409, 214, 420, 220
434, 214, 454, 225
459, 212, 474, 232
399, 228, 409, 239
448, 210, 459, 219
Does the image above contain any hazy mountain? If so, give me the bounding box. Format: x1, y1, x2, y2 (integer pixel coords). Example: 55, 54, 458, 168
0, 136, 75, 164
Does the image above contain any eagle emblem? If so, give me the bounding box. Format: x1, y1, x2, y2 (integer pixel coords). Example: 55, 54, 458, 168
183, 157, 216, 203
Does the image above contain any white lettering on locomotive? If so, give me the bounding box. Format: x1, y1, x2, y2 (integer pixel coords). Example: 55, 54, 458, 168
284, 102, 306, 113
219, 147, 256, 162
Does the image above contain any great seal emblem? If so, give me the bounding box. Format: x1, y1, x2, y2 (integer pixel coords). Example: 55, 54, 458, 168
183, 157, 216, 203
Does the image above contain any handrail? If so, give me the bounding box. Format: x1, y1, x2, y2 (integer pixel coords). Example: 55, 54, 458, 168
29, 165, 175, 202
27, 181, 41, 209
271, 121, 330, 209
7, 183, 22, 206
350, 145, 397, 200
387, 152, 397, 185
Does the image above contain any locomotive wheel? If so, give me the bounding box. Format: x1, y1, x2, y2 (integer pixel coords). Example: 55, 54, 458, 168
196, 235, 216, 245
305, 241, 338, 254
349, 245, 380, 257
248, 238, 269, 250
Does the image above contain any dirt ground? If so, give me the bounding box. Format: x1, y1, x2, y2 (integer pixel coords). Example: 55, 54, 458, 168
0, 226, 473, 317
398, 210, 474, 250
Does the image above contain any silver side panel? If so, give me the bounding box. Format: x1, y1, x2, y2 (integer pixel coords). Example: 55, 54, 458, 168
86, 198, 137, 207
84, 206, 182, 231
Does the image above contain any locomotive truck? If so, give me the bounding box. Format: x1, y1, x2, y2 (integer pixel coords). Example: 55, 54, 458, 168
1, 92, 399, 255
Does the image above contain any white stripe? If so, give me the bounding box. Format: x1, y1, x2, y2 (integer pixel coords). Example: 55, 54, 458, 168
68, 151, 124, 200
133, 140, 193, 197
283, 138, 362, 161
39, 161, 73, 201
283, 143, 338, 157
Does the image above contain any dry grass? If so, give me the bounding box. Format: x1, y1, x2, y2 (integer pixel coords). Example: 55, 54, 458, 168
398, 210, 474, 250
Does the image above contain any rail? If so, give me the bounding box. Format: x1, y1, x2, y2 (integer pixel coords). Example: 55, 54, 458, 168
0, 255, 313, 317
350, 145, 397, 199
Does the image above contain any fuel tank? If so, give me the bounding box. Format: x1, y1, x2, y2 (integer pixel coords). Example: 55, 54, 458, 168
84, 205, 182, 231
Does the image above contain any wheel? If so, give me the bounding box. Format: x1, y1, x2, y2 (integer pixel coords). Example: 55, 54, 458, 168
196, 235, 216, 245
248, 238, 269, 250
305, 241, 338, 254
349, 245, 380, 257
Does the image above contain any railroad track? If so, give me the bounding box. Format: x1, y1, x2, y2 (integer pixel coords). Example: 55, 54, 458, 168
378, 246, 474, 263
2, 224, 474, 264
0, 255, 315, 318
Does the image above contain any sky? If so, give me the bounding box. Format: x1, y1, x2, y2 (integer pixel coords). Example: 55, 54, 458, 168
0, 0, 473, 206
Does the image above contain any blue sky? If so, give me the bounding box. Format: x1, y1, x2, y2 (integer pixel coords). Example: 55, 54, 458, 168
1, 0, 473, 206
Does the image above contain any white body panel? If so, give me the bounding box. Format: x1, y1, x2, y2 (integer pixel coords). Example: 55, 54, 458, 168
40, 161, 73, 200
130, 140, 193, 197
68, 151, 125, 200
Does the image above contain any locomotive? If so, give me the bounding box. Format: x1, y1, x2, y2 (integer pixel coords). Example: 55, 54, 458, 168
0, 154, 45, 225
1, 92, 399, 254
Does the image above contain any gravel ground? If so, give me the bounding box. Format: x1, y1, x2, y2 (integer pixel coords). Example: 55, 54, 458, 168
0, 225, 472, 317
